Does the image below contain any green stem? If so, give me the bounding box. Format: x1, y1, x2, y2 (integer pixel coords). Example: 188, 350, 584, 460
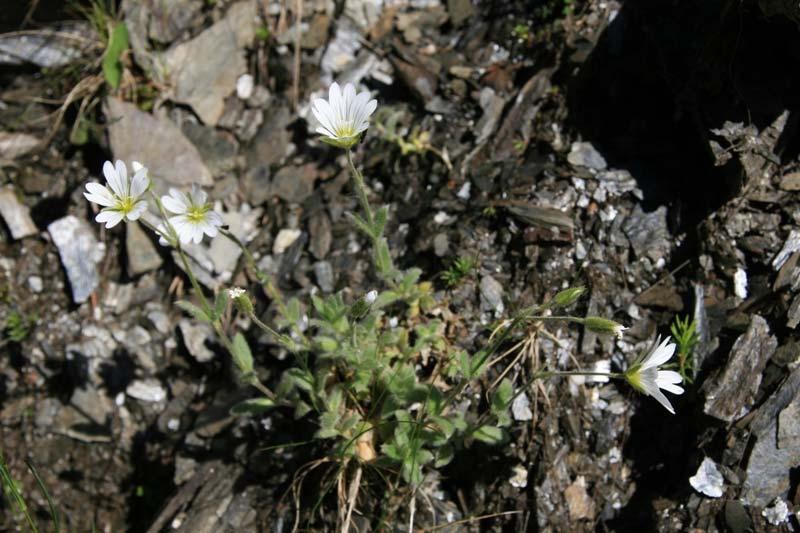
175, 245, 212, 314
346, 149, 374, 227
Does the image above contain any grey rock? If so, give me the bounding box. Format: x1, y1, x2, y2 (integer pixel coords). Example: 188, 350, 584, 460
475, 87, 507, 145
689, 457, 724, 498
308, 210, 332, 259
179, 319, 215, 363
270, 164, 317, 204
246, 105, 292, 168
47, 215, 105, 303
788, 293, 800, 329
313, 261, 335, 293
70, 386, 113, 426
126, 221, 162, 276
512, 393, 533, 421
106, 97, 212, 187
0, 132, 40, 159
320, 18, 362, 75
126, 379, 167, 403
207, 205, 262, 277
773, 229, 800, 271
622, 205, 671, 264
236, 108, 264, 142
242, 165, 271, 206
174, 456, 199, 486
0, 186, 37, 239
742, 399, 800, 506
479, 275, 504, 314
567, 142, 607, 170
147, 0, 203, 43
273, 228, 302, 254
0, 22, 90, 68
164, 0, 257, 125
181, 122, 239, 177
433, 233, 449, 256
704, 315, 777, 422
596, 170, 642, 199
113, 325, 157, 371
27, 276, 43, 293
447, 0, 475, 26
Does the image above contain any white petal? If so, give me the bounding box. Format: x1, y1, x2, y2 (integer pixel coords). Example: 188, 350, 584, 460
656, 370, 683, 385
189, 184, 207, 206
125, 201, 148, 221
342, 83, 356, 121
649, 388, 676, 414
132, 161, 146, 173
96, 210, 124, 228
129, 169, 149, 198
316, 125, 337, 138
329, 82, 343, 121
659, 382, 685, 395
84, 183, 116, 207
191, 223, 204, 243
114, 160, 128, 195
103, 160, 124, 196
642, 336, 675, 369
162, 191, 187, 214
313, 99, 338, 136
205, 210, 223, 227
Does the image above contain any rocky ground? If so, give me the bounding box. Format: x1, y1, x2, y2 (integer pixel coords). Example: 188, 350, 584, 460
0, 0, 799, 531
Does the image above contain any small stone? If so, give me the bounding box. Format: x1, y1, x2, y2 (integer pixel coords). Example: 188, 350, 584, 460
567, 142, 607, 170
126, 222, 162, 276
779, 172, 800, 191
247, 106, 292, 168
70, 386, 113, 426
479, 275, 504, 314
308, 210, 332, 260
0, 132, 39, 159
271, 164, 317, 204
733, 267, 748, 299
0, 186, 37, 239
242, 165, 271, 206
447, 0, 475, 25
762, 499, 789, 526
433, 233, 449, 257
564, 476, 595, 521
622, 205, 671, 264
689, 457, 724, 498
772, 230, 800, 271
178, 319, 215, 363
313, 261, 335, 293
273, 228, 302, 254
509, 464, 528, 488
48, 215, 105, 303
236, 74, 254, 100
174, 456, 198, 485
27, 276, 43, 293
512, 393, 533, 421
181, 122, 239, 178
126, 379, 167, 403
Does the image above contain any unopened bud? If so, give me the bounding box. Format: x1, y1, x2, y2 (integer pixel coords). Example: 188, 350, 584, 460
348, 290, 377, 321
551, 286, 585, 309
582, 316, 626, 338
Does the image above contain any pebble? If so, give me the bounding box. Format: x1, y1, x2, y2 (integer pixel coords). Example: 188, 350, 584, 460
567, 142, 607, 170
509, 464, 528, 488
313, 260, 335, 293
689, 457, 724, 498
273, 228, 302, 254
761, 499, 789, 526
47, 215, 105, 303
0, 185, 37, 239
27, 276, 43, 293
479, 275, 504, 314
178, 319, 215, 362
126, 379, 167, 403
512, 393, 533, 421
236, 73, 254, 99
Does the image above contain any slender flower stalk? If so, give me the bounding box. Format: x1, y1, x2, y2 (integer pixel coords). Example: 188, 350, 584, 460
624, 336, 684, 414
84, 160, 149, 228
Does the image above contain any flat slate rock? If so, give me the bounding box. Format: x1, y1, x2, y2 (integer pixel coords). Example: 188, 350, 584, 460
703, 315, 776, 422
164, 0, 257, 125
106, 97, 212, 187
48, 215, 105, 303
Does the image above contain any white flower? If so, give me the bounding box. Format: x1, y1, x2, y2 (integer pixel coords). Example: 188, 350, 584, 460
311, 82, 377, 149
624, 336, 684, 414
161, 185, 223, 244
365, 290, 378, 304
84, 160, 149, 228
228, 287, 246, 299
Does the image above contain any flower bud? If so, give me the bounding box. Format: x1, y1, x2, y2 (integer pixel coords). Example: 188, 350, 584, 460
551, 286, 585, 309
348, 290, 377, 321
582, 316, 626, 338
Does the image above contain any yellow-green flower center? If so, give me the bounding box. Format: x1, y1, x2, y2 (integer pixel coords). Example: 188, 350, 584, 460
186, 204, 209, 223
624, 367, 644, 392
334, 122, 356, 138
116, 195, 137, 214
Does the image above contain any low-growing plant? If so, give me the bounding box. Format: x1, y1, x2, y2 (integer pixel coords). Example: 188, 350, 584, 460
440, 255, 478, 288
670, 314, 699, 383
4, 310, 36, 343
80, 81, 686, 528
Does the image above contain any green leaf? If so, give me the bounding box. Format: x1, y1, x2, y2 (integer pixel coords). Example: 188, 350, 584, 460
284, 368, 313, 393
373, 206, 388, 236
213, 290, 229, 320
374, 238, 394, 278
434, 443, 454, 468
315, 336, 338, 353
103, 22, 129, 89
347, 212, 375, 239
230, 397, 275, 416
231, 333, 254, 375
492, 379, 514, 414
473, 425, 504, 444
175, 300, 211, 323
